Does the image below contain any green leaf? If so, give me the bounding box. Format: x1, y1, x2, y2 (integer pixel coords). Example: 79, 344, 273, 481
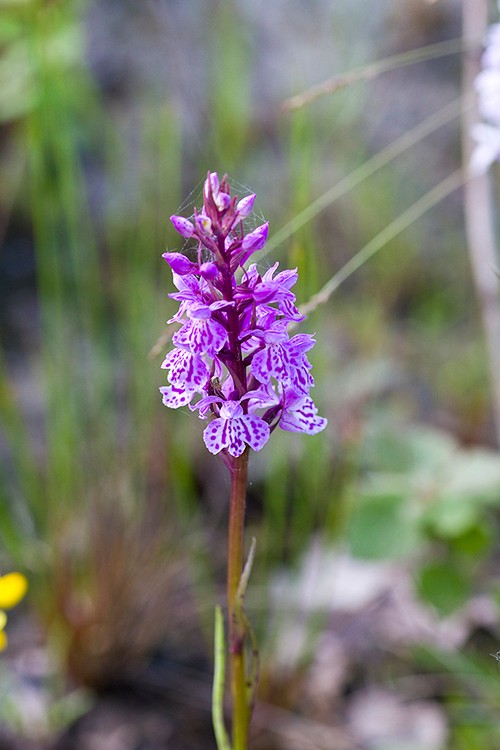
451, 523, 491, 556
348, 491, 419, 560
361, 421, 456, 475
416, 561, 470, 616
423, 496, 479, 538
442, 450, 500, 503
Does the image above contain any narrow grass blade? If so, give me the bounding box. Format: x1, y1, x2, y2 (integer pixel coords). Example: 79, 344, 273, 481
299, 169, 465, 316
212, 606, 232, 750
265, 98, 462, 256
284, 37, 466, 111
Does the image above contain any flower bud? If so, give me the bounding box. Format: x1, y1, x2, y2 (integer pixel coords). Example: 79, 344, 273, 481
170, 215, 194, 238
236, 194, 256, 218
195, 214, 213, 234
204, 172, 219, 202
199, 262, 218, 280
242, 222, 269, 253
215, 191, 231, 211
162, 252, 195, 275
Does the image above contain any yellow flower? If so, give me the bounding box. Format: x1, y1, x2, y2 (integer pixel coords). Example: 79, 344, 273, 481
0, 572, 28, 651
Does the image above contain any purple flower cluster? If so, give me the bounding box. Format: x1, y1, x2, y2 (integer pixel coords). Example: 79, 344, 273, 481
160, 172, 327, 459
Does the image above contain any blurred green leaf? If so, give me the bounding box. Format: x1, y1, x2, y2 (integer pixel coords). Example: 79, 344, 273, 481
423, 496, 480, 538
361, 420, 456, 475
422, 448, 500, 537
348, 490, 420, 560
0, 7, 82, 123
416, 560, 470, 616
441, 450, 500, 503
451, 523, 492, 556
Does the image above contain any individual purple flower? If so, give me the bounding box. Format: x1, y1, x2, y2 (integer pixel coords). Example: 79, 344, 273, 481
241, 223, 269, 254
167, 274, 208, 323
203, 400, 270, 457
199, 262, 219, 280
173, 302, 230, 356
203, 171, 220, 204
168, 272, 207, 305
279, 389, 328, 435
251, 326, 314, 395
195, 214, 213, 235
245, 382, 327, 436
249, 262, 305, 321
161, 347, 209, 392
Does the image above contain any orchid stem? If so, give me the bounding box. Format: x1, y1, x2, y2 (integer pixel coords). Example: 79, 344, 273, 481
227, 448, 250, 750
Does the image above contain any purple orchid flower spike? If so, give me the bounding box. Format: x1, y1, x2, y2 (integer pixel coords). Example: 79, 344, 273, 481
159, 171, 327, 461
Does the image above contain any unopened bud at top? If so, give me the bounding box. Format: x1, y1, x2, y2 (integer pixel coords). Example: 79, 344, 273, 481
204, 172, 219, 202
215, 191, 231, 211
236, 194, 256, 218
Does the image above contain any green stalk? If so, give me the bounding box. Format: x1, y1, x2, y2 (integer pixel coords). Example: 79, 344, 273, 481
227, 449, 250, 750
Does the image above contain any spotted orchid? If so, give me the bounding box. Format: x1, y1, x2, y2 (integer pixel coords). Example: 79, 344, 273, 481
160, 172, 327, 459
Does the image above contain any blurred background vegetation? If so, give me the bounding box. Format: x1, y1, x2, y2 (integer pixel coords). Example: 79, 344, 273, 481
1, 0, 500, 748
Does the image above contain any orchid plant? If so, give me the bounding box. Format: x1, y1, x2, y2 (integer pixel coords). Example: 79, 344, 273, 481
160, 172, 326, 749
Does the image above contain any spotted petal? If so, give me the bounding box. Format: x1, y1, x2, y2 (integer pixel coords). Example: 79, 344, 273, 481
280, 392, 327, 435
251, 339, 313, 394
234, 414, 270, 453
203, 410, 270, 457
173, 318, 227, 356
162, 347, 209, 391
160, 384, 196, 408
251, 344, 287, 385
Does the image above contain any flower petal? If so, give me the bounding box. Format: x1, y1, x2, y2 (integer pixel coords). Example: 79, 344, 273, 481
237, 414, 270, 452
162, 348, 209, 391
160, 384, 196, 408
173, 319, 227, 356
0, 573, 28, 610
280, 394, 327, 435
203, 418, 229, 454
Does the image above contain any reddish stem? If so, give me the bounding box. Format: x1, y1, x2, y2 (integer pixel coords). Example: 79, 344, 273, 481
227, 449, 250, 750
